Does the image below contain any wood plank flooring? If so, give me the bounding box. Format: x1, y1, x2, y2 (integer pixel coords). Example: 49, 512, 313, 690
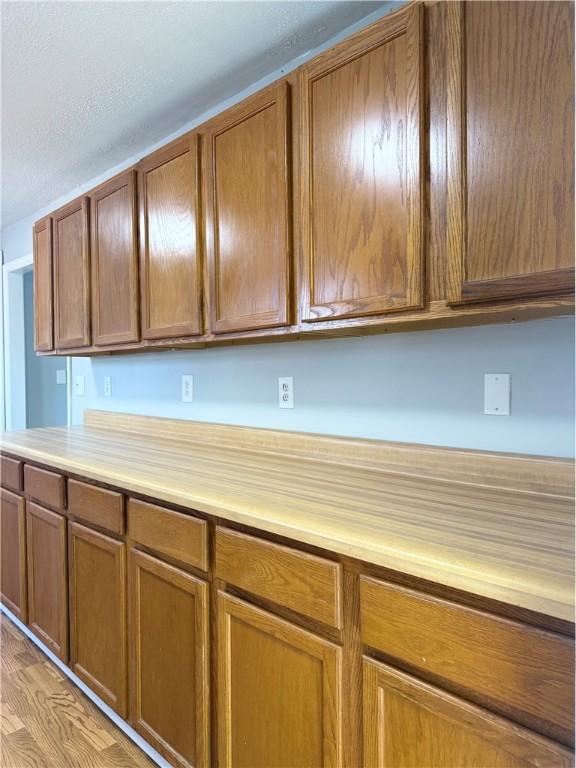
0, 614, 154, 767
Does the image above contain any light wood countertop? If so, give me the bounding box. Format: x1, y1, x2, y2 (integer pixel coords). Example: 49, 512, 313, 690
1, 411, 574, 622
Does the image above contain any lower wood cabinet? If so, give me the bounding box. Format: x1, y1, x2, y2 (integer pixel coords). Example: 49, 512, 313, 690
0, 489, 27, 622
26, 502, 68, 661
217, 592, 343, 768
363, 659, 573, 768
129, 548, 209, 768
68, 521, 127, 716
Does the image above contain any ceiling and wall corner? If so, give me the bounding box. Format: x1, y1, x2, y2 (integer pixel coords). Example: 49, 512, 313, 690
1, 0, 394, 230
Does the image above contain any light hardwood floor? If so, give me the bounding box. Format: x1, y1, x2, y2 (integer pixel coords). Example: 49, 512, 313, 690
0, 614, 154, 767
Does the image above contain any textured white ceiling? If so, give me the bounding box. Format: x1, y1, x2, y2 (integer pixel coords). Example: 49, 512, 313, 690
1, 0, 386, 227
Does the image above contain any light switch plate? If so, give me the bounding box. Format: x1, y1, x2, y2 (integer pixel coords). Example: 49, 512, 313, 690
182, 375, 194, 403
278, 376, 294, 409
484, 373, 510, 416
56, 369, 67, 385
73, 375, 85, 397
104, 376, 112, 397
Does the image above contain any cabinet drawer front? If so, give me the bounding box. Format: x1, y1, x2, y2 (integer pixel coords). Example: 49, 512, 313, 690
215, 528, 342, 629
68, 480, 124, 536
360, 577, 574, 744
1, 456, 23, 493
24, 465, 65, 512
128, 499, 208, 572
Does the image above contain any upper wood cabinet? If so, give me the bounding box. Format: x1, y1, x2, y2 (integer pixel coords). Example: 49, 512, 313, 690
53, 197, 91, 349
33, 216, 53, 352
138, 135, 203, 340
90, 170, 139, 346
204, 82, 292, 334
300, 4, 424, 323
363, 659, 573, 768
447, 1, 575, 305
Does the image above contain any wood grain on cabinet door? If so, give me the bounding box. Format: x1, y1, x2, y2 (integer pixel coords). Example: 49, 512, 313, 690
217, 592, 343, 768
68, 522, 127, 716
139, 135, 203, 339
53, 197, 91, 349
0, 489, 27, 622
300, 4, 424, 323
91, 170, 139, 345
130, 549, 209, 768
447, 1, 575, 305
204, 82, 291, 334
33, 217, 54, 352
363, 659, 573, 768
26, 502, 68, 661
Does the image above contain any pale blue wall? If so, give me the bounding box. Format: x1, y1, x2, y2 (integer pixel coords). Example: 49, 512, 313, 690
23, 272, 67, 428
3, 1, 574, 458
71, 317, 575, 458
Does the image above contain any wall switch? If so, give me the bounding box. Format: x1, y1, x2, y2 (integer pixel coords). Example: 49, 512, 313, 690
73, 375, 85, 397
104, 376, 112, 397
278, 376, 294, 409
182, 375, 194, 403
56, 369, 67, 385
484, 373, 510, 416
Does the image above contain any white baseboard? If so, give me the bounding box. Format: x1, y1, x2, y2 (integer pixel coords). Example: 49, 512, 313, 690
0, 604, 171, 768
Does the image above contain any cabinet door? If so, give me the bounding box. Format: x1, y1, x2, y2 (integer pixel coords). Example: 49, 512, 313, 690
218, 592, 342, 768
0, 489, 27, 622
204, 82, 291, 334
447, 1, 575, 304
363, 659, 573, 768
33, 216, 54, 352
130, 549, 209, 768
69, 522, 126, 716
139, 135, 203, 340
26, 502, 68, 661
91, 170, 139, 345
53, 197, 91, 349
300, 4, 424, 323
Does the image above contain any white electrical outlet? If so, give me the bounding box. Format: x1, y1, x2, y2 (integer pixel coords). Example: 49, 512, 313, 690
278, 376, 294, 409
104, 376, 112, 397
182, 375, 194, 403
484, 373, 511, 416
56, 369, 67, 385
73, 375, 85, 397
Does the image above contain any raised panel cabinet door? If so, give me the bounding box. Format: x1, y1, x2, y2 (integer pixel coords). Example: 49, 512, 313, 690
300, 4, 424, 323
130, 549, 209, 768
217, 592, 343, 768
26, 502, 68, 661
363, 659, 573, 768
139, 134, 203, 340
33, 216, 54, 352
69, 522, 126, 716
91, 170, 140, 345
0, 489, 27, 622
53, 197, 91, 349
204, 81, 291, 334
447, 1, 575, 304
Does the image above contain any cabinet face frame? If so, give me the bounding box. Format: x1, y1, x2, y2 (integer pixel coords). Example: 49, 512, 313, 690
217, 591, 343, 767
204, 81, 292, 334
90, 169, 140, 346
0, 489, 27, 622
363, 658, 574, 768
32, 216, 54, 352
129, 548, 210, 768
299, 4, 425, 323
138, 135, 203, 340
68, 521, 127, 716
446, 0, 575, 305
53, 196, 91, 349
26, 502, 68, 661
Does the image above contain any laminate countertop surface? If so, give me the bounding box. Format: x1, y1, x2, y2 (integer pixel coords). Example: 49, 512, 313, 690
1, 411, 574, 622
